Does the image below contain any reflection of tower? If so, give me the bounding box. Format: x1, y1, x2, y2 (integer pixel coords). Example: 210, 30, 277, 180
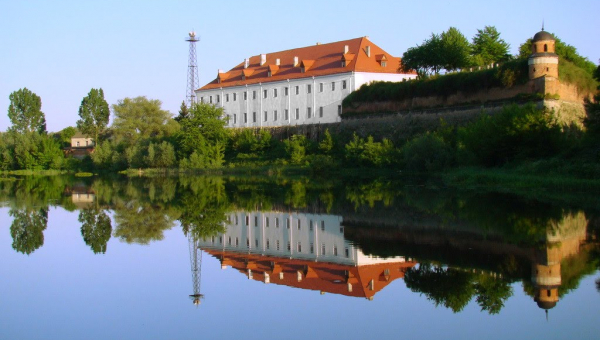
185, 31, 200, 106
531, 212, 588, 315
188, 232, 204, 305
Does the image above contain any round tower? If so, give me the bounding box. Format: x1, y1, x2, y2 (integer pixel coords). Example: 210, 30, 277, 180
528, 28, 559, 80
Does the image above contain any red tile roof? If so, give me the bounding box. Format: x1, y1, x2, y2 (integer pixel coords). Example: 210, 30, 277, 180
200, 37, 414, 91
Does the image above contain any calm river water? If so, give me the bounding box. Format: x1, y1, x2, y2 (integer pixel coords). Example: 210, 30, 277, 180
0, 175, 598, 339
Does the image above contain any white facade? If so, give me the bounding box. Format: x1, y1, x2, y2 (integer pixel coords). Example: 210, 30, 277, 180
196, 71, 415, 128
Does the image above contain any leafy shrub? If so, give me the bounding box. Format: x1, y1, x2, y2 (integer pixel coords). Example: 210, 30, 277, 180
345, 133, 397, 167
458, 104, 563, 167
401, 133, 453, 172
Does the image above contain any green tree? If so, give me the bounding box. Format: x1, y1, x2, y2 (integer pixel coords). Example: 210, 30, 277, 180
402, 33, 444, 76
178, 102, 228, 160
9, 208, 48, 255
440, 27, 472, 71
175, 100, 189, 122
471, 26, 510, 66
77, 88, 110, 144
111, 96, 179, 144
58, 126, 77, 147
7, 88, 46, 134
79, 208, 112, 254
318, 129, 334, 154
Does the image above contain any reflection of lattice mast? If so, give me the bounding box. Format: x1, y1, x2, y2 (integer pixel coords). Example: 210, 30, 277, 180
185, 31, 200, 106
188, 232, 203, 305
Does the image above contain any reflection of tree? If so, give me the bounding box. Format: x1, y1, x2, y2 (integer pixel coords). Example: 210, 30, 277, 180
79, 208, 112, 254
404, 264, 475, 313
474, 275, 513, 314
9, 208, 48, 255
113, 201, 178, 244
178, 177, 229, 239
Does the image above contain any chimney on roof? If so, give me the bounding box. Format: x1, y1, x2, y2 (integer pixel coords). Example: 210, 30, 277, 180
276, 58, 280, 66
294, 56, 299, 67
316, 42, 321, 45
366, 46, 371, 57
344, 45, 349, 54
218, 69, 224, 74
260, 54, 267, 66
244, 58, 249, 69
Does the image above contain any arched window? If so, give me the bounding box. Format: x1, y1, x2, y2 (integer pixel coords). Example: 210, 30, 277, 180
544, 44, 548, 52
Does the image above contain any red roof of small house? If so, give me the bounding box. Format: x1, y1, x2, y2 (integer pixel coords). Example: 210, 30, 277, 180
200, 37, 414, 90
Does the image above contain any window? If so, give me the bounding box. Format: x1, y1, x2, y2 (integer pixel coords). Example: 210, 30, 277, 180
342, 80, 347, 89
307, 107, 312, 118
297, 219, 301, 230
295, 86, 299, 95
333, 246, 338, 256
284, 87, 289, 96
277, 240, 280, 251
253, 112, 257, 123
263, 89, 267, 99
245, 216, 249, 225
246, 238, 249, 248
321, 244, 326, 255
266, 218, 270, 227
310, 243, 314, 254
297, 242, 302, 253
285, 109, 289, 120
264, 111, 268, 122
319, 83, 323, 92
345, 248, 349, 258
200, 97, 204, 103
544, 44, 548, 52
225, 93, 229, 102
307, 84, 311, 93
254, 216, 258, 227
233, 114, 237, 124
331, 82, 335, 91
275, 218, 279, 228
287, 242, 291, 252
309, 221, 313, 231
286, 219, 290, 229
321, 221, 325, 231
253, 91, 256, 99
381, 61, 387, 67
216, 95, 220, 103
244, 112, 248, 123
273, 88, 278, 98
209, 96, 213, 104
319, 106, 323, 118
295, 108, 299, 120
233, 93, 237, 101
255, 239, 258, 247
235, 216, 239, 225
274, 110, 278, 121
266, 240, 270, 249
338, 105, 342, 115
341, 61, 346, 67
244, 92, 247, 100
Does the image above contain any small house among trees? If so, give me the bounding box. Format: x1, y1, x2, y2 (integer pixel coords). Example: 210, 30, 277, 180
67, 131, 95, 158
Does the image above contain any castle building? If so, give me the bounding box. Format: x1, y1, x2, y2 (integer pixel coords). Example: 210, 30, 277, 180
195, 37, 417, 128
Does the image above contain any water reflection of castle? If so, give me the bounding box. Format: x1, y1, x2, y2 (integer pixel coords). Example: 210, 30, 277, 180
198, 211, 416, 299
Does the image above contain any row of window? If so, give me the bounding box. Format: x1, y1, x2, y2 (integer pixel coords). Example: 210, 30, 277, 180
201, 80, 348, 104
228, 105, 342, 125
229, 215, 343, 233
210, 235, 349, 257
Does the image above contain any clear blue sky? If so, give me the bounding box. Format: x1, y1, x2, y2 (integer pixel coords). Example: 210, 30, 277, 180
1, 0, 598, 132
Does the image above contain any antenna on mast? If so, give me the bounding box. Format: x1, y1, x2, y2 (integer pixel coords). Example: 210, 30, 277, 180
185, 31, 200, 107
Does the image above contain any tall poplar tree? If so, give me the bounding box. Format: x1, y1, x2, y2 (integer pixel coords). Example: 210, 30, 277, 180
77, 88, 110, 144
7, 88, 46, 134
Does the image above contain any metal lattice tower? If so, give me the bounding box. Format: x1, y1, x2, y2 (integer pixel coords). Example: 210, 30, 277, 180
185, 31, 200, 106
188, 231, 204, 306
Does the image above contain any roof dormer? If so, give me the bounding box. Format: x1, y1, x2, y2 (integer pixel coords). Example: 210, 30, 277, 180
217, 70, 229, 83
300, 60, 314, 73
242, 68, 253, 81
376, 54, 388, 67
341, 53, 355, 67
268, 64, 279, 77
